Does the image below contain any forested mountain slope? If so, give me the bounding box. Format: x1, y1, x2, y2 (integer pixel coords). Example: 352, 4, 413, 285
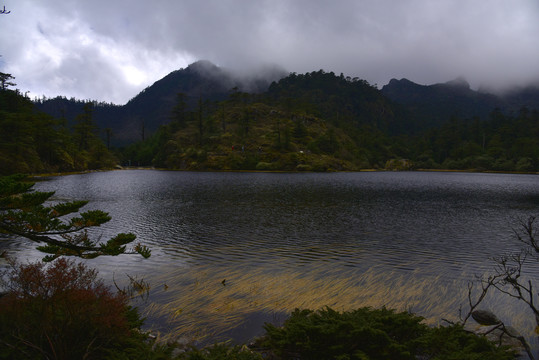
0, 90, 116, 174
9, 61, 539, 173
121, 69, 539, 172
381, 77, 539, 129
36, 61, 285, 145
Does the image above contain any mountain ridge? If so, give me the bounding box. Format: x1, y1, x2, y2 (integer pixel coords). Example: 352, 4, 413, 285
380, 77, 501, 127
6, 61, 539, 173
35, 61, 286, 144
35, 61, 539, 145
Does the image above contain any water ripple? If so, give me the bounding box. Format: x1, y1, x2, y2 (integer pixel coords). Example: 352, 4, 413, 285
23, 170, 539, 346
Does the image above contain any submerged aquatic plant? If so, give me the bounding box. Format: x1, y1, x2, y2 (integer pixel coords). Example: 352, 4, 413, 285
141, 260, 522, 344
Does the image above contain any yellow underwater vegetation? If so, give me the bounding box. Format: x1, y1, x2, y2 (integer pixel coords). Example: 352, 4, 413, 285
138, 259, 534, 344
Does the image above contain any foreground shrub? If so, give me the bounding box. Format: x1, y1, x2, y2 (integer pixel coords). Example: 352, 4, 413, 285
0, 259, 170, 360
258, 307, 424, 359
0, 258, 517, 359
179, 344, 262, 360
416, 324, 515, 360
255, 307, 515, 360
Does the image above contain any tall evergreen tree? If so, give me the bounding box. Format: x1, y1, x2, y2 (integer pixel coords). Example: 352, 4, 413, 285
73, 103, 97, 151
0, 71, 16, 90
171, 92, 188, 129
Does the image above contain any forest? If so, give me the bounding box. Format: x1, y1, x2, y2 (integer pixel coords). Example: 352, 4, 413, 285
2, 67, 539, 175
0, 85, 117, 175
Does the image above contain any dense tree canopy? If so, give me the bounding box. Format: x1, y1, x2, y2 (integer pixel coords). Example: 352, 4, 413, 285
0, 89, 117, 175
119, 71, 539, 173
2, 68, 538, 174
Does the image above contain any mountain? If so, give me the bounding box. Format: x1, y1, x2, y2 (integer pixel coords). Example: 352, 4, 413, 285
500, 84, 539, 112
36, 61, 287, 145
35, 61, 539, 150
381, 78, 501, 128
18, 62, 539, 172
266, 70, 413, 134
381, 78, 539, 129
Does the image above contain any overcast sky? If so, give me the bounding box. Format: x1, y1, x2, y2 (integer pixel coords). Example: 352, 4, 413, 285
1, 0, 539, 104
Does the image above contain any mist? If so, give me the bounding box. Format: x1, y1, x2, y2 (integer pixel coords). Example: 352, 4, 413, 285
1, 0, 538, 103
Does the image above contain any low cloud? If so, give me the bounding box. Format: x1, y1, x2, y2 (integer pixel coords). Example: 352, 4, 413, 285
1, 0, 538, 103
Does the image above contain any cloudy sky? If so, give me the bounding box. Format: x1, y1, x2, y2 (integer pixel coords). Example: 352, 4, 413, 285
1, 0, 539, 104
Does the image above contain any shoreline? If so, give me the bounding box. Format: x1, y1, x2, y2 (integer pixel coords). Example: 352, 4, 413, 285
30, 166, 539, 178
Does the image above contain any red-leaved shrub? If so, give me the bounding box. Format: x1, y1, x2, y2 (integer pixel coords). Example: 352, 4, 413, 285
0, 258, 138, 359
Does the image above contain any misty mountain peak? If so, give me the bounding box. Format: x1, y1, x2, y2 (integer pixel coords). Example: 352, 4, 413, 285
445, 77, 470, 89
383, 78, 422, 90
189, 59, 218, 69
381, 78, 425, 101
184, 60, 287, 93
388, 78, 415, 86
187, 60, 228, 79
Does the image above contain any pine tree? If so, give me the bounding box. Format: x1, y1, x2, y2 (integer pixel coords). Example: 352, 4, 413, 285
0, 71, 16, 90
0, 174, 150, 261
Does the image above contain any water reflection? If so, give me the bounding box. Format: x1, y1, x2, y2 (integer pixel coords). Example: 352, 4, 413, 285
9, 170, 539, 346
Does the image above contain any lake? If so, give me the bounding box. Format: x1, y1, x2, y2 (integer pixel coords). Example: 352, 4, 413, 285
5, 170, 539, 346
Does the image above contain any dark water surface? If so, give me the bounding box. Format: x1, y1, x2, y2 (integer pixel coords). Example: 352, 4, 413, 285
6, 170, 539, 345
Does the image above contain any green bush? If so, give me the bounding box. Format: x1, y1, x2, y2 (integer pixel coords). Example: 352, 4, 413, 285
442, 158, 466, 170
515, 157, 535, 172
258, 307, 424, 360
470, 155, 495, 170
296, 164, 313, 171
254, 307, 515, 360
492, 158, 515, 172
255, 161, 277, 171
179, 344, 262, 360
415, 324, 515, 360
415, 157, 440, 169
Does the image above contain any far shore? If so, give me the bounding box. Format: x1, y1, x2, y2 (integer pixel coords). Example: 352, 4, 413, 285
30, 166, 539, 178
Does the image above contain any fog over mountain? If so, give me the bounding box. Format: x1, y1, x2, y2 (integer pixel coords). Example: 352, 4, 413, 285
1, 0, 539, 104
35, 60, 288, 144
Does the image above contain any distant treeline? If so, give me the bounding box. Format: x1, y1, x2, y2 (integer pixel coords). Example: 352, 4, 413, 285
120, 71, 539, 172
0, 89, 116, 175
2, 70, 539, 174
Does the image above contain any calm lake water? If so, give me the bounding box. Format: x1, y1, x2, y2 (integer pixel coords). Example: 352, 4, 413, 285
5, 170, 539, 346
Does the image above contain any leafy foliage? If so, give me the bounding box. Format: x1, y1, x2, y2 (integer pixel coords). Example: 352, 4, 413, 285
254, 307, 515, 360
178, 344, 262, 360
259, 307, 422, 359
0, 259, 518, 359
0, 259, 171, 360
0, 174, 150, 261
0, 72, 16, 90
409, 108, 539, 171
415, 323, 516, 360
